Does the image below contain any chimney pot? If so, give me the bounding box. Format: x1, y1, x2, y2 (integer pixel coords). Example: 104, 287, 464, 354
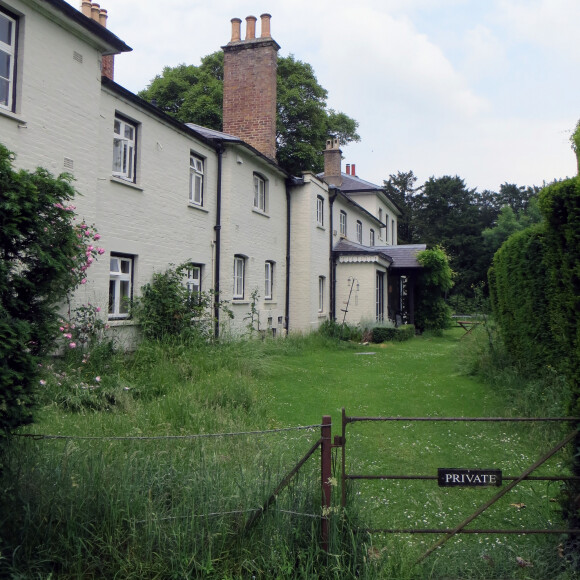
230, 18, 242, 42
346, 164, 350, 175
351, 163, 356, 176
245, 15, 257, 40
91, 3, 100, 21
260, 13, 272, 38
81, 0, 92, 17
99, 8, 108, 27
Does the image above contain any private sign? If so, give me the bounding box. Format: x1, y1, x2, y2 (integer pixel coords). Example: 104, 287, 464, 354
438, 468, 502, 487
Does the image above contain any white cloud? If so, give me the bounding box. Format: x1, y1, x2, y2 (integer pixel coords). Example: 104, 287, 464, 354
496, 0, 580, 61
461, 25, 506, 80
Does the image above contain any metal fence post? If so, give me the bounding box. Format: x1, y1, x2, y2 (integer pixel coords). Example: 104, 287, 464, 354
321, 415, 332, 551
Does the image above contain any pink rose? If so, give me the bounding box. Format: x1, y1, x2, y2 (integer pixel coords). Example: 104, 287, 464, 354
69, 342, 76, 349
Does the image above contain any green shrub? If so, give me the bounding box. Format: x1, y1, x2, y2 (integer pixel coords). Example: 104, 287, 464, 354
0, 145, 103, 435
415, 246, 454, 332
371, 324, 415, 343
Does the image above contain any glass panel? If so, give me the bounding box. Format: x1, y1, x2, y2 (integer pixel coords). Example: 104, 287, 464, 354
108, 280, 116, 314
126, 145, 134, 179
114, 119, 121, 135
0, 77, 8, 107
194, 175, 202, 203
124, 124, 134, 140
110, 257, 119, 272
120, 259, 130, 274
0, 52, 10, 79
0, 16, 12, 46
120, 281, 130, 313
112, 139, 123, 172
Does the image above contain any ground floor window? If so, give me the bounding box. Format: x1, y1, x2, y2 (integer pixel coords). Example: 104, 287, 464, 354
376, 271, 384, 322
318, 276, 325, 313
233, 255, 245, 299
109, 254, 134, 318
265, 261, 274, 300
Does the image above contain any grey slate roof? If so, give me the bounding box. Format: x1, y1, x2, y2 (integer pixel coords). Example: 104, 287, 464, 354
333, 240, 426, 269
374, 244, 426, 269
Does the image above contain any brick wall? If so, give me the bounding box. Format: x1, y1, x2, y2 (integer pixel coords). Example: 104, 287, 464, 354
222, 16, 279, 160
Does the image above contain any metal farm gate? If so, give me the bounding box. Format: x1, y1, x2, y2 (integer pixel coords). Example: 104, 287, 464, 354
317, 408, 580, 562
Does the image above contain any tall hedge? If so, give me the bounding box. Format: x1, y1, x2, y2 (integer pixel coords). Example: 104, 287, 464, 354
489, 177, 580, 411
539, 177, 580, 414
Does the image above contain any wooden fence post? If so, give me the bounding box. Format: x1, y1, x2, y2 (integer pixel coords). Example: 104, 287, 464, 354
321, 415, 332, 551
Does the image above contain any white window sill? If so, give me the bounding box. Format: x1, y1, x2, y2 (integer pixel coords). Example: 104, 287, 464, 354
252, 208, 270, 218
110, 176, 144, 191
232, 299, 250, 304
107, 318, 135, 326
188, 202, 209, 213
0, 108, 26, 125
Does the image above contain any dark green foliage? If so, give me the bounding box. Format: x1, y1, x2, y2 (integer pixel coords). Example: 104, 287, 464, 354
132, 263, 228, 341
0, 145, 90, 434
488, 224, 556, 368
371, 324, 415, 343
139, 52, 360, 175
414, 247, 454, 332
318, 319, 361, 341
538, 177, 580, 414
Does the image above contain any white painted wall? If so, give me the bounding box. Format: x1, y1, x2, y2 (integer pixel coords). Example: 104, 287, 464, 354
219, 146, 288, 337
288, 173, 330, 333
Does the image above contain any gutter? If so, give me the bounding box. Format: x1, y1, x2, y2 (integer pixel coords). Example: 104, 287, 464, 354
213, 144, 223, 338
328, 187, 338, 321
285, 179, 292, 333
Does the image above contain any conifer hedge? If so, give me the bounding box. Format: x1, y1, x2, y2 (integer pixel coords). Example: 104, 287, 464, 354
489, 175, 580, 412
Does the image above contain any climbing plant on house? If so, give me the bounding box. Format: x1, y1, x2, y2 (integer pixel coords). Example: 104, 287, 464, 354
414, 246, 454, 332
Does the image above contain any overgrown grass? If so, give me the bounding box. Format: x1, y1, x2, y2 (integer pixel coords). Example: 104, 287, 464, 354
1, 328, 577, 578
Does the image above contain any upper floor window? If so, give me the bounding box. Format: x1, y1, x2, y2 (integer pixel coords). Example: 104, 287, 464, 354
253, 173, 268, 213
109, 254, 134, 319
370, 228, 375, 246
356, 220, 362, 244
339, 210, 347, 237
113, 115, 137, 182
265, 261, 274, 300
233, 255, 245, 299
189, 155, 204, 206
0, 8, 17, 112
316, 196, 324, 227
392, 219, 395, 244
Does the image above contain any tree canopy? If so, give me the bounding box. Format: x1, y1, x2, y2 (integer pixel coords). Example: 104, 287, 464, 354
139, 52, 360, 175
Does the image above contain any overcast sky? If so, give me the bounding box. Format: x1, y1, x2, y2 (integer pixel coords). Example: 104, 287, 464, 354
67, 0, 579, 192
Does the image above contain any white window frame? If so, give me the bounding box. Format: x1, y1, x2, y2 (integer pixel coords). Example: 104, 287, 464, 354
233, 255, 245, 299
185, 264, 201, 298
339, 211, 347, 237
112, 115, 137, 182
265, 261, 274, 300
0, 8, 16, 112
370, 228, 375, 246
356, 220, 362, 244
316, 196, 324, 227
253, 174, 267, 212
318, 276, 325, 313
189, 154, 204, 206
109, 254, 133, 319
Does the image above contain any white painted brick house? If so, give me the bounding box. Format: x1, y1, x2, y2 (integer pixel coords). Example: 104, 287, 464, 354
0, 0, 424, 341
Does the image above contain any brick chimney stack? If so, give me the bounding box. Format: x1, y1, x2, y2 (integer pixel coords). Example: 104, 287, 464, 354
323, 138, 342, 187
222, 14, 280, 160
82, 2, 114, 80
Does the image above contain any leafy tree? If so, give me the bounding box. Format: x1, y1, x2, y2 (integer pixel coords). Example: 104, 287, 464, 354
383, 170, 419, 243
0, 145, 100, 435
411, 175, 491, 296
571, 118, 580, 175
139, 52, 360, 175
